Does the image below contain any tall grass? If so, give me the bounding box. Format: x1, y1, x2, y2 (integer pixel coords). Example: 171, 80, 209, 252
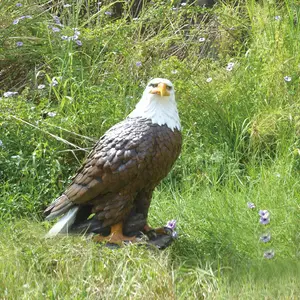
1, 0, 300, 298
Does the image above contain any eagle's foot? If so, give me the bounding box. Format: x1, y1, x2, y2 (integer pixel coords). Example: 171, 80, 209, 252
143, 224, 170, 239
93, 222, 136, 245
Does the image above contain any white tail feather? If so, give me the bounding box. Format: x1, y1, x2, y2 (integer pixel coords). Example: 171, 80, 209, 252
45, 206, 79, 238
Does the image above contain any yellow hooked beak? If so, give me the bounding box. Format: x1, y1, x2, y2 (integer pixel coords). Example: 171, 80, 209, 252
149, 83, 170, 97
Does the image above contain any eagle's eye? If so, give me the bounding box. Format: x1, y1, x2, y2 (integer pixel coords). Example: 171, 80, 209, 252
166, 85, 172, 91
149, 83, 158, 88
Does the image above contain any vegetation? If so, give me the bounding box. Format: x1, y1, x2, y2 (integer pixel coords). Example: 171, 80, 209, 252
1, 0, 300, 298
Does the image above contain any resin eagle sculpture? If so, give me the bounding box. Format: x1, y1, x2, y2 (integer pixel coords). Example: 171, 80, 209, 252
44, 78, 182, 243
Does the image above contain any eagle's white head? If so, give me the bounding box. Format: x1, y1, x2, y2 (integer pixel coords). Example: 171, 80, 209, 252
128, 78, 181, 131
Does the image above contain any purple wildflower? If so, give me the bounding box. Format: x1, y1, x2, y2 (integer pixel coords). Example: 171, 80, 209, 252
105, 11, 112, 16
275, 16, 281, 21
166, 219, 177, 230
51, 26, 61, 33
199, 37, 205, 42
16, 41, 23, 47
16, 3, 22, 7
260, 217, 270, 225
247, 202, 256, 209
0, 140, 3, 147
53, 16, 61, 25
260, 233, 271, 243
259, 210, 270, 218
264, 250, 275, 259
13, 18, 19, 25
75, 40, 82, 46
61, 35, 68, 40
171, 70, 178, 74
136, 61, 142, 67
206, 77, 212, 83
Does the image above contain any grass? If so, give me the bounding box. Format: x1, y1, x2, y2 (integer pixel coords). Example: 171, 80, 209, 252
1, 0, 300, 298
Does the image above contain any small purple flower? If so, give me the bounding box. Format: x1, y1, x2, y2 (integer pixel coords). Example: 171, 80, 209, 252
228, 62, 235, 68
51, 26, 61, 32
25, 15, 32, 19
75, 40, 82, 46
166, 219, 177, 230
3, 91, 18, 97
260, 233, 271, 243
284, 76, 292, 82
226, 66, 233, 71
275, 16, 281, 21
0, 140, 3, 147
16, 41, 23, 47
73, 28, 80, 36
247, 202, 256, 209
13, 18, 19, 25
260, 217, 270, 225
136, 61, 142, 67
37, 84, 46, 90
53, 16, 61, 25
171, 70, 178, 74
105, 11, 112, 16
264, 250, 275, 259
199, 37, 206, 42
61, 35, 68, 40
172, 231, 178, 239
16, 3, 22, 7
259, 210, 270, 218
206, 77, 212, 83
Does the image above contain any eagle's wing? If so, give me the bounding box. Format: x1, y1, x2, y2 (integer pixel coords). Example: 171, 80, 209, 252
44, 118, 156, 219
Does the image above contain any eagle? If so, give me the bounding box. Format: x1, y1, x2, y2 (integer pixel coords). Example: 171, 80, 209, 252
45, 78, 182, 243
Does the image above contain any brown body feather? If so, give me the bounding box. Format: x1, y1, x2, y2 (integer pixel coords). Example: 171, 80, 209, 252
44, 117, 182, 228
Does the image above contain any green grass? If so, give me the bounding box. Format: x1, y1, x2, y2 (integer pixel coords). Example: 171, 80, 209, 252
1, 0, 300, 298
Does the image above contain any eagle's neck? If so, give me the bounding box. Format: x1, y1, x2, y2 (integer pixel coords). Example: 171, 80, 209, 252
128, 94, 181, 131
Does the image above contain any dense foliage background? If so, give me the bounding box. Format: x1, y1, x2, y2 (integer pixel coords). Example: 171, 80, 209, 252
1, 0, 300, 298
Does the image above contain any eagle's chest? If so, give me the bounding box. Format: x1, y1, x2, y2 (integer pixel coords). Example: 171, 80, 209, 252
134, 122, 182, 184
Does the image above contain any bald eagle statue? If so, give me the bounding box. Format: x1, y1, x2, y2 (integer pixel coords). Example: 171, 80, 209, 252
45, 78, 182, 244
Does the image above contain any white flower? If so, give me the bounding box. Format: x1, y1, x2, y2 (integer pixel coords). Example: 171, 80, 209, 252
181, 2, 187, 6
171, 70, 178, 74
284, 76, 292, 82
4, 91, 18, 97
47, 112, 57, 117
11, 155, 21, 159
206, 77, 212, 83
38, 84, 46, 90
199, 37, 206, 42
63, 4, 72, 8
